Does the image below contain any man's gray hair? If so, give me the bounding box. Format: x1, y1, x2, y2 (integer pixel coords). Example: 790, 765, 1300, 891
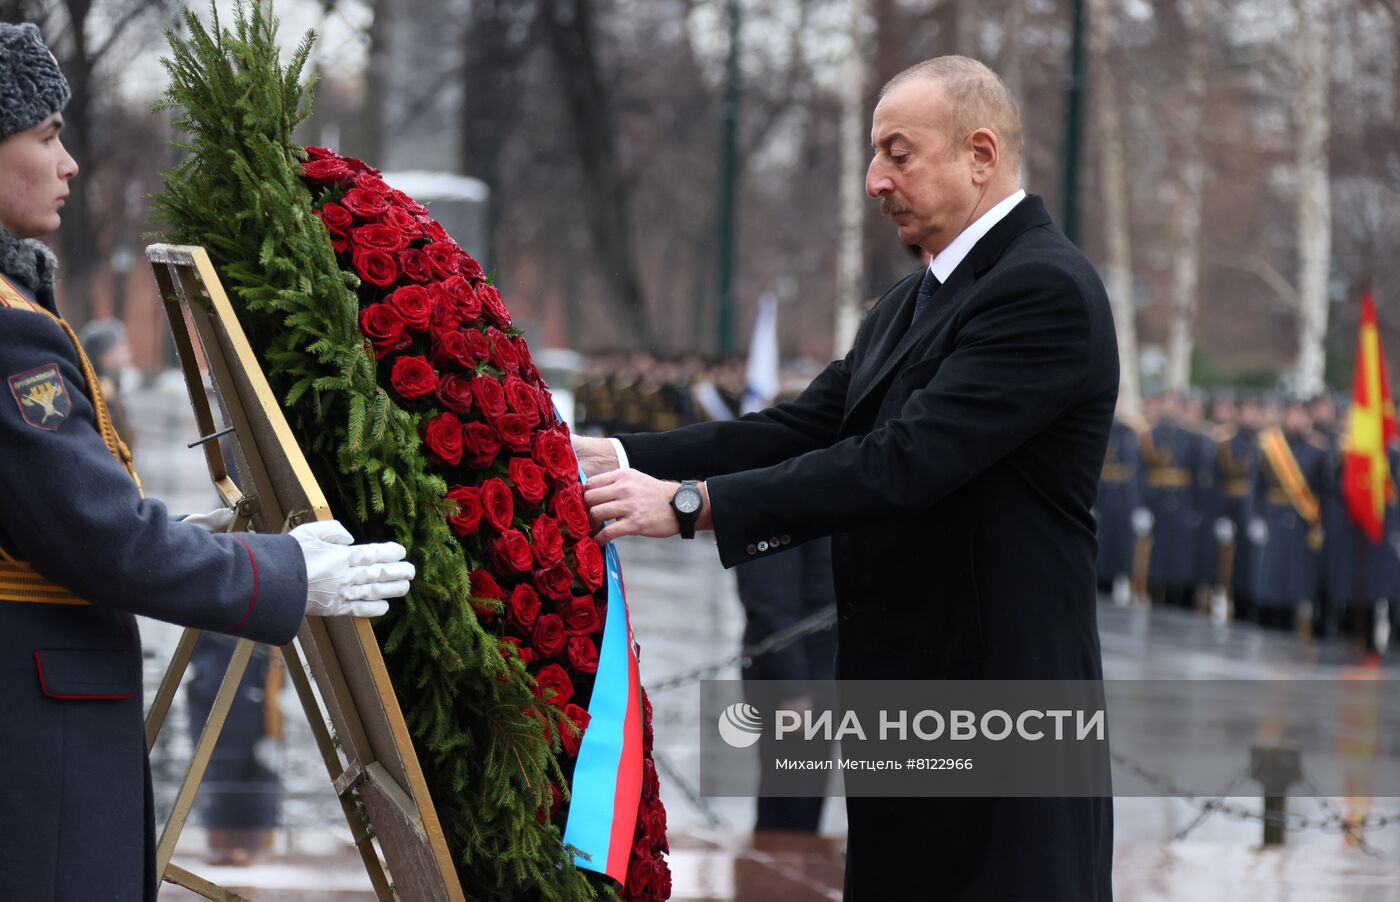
0, 23, 70, 140
881, 56, 1023, 162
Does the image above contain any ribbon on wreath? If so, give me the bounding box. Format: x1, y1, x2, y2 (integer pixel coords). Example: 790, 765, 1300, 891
562, 464, 643, 885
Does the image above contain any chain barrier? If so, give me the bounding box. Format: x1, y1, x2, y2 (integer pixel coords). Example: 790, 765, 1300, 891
646, 603, 836, 694
1114, 750, 1400, 854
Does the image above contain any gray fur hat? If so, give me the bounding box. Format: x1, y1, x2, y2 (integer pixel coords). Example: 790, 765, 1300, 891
0, 23, 70, 140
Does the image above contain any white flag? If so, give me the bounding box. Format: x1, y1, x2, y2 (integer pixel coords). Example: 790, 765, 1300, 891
742, 293, 779, 415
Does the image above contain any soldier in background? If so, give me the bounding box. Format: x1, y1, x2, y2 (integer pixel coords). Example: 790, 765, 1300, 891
1142, 391, 1201, 608
77, 318, 134, 444
1096, 400, 1144, 605
1249, 397, 1327, 633
1218, 393, 1264, 622
1185, 391, 1222, 612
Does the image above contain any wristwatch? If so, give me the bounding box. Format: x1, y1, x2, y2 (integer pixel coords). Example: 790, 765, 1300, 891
670, 480, 703, 539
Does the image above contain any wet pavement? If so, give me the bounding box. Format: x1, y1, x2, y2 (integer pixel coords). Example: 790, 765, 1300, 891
123, 379, 1400, 899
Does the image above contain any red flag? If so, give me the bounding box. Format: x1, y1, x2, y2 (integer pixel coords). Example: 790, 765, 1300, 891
1341, 291, 1397, 544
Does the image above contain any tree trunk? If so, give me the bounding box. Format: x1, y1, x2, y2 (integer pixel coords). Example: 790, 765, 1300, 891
1293, 0, 1332, 397
1164, 0, 1207, 392
48, 0, 96, 325
1090, 0, 1141, 417
834, 0, 867, 357
540, 0, 651, 349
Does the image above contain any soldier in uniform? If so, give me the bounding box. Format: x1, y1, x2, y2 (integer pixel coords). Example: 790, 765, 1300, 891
1142, 391, 1201, 607
0, 26, 414, 900
1095, 401, 1143, 604
1248, 398, 1327, 632
1217, 393, 1264, 621
1185, 391, 1223, 611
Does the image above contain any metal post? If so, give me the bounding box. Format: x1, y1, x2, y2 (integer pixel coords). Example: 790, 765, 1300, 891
715, 0, 742, 356
1250, 742, 1302, 846
1059, 0, 1087, 245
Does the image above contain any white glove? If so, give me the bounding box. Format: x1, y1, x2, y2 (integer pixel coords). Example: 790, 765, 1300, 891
290, 520, 415, 618
1131, 507, 1154, 537
182, 507, 237, 533
1248, 518, 1268, 546
1214, 517, 1236, 544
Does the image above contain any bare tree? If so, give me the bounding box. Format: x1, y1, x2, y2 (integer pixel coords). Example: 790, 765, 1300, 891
1090, 0, 1141, 416
539, 0, 651, 348
1164, 0, 1208, 391
1293, 0, 1332, 396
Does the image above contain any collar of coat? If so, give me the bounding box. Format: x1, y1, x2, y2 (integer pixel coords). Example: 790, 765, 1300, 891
0, 226, 57, 297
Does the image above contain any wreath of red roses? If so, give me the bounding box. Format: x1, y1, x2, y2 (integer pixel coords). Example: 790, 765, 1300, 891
302, 147, 670, 899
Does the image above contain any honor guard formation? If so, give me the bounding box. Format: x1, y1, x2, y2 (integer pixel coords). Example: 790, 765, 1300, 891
1096, 388, 1395, 654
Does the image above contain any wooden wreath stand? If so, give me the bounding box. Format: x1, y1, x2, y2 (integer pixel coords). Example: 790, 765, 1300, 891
143, 245, 464, 901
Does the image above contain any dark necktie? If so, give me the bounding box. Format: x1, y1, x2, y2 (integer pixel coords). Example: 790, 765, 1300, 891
912, 267, 942, 324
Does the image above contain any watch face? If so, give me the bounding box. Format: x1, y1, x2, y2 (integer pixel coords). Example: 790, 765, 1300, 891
675, 490, 701, 514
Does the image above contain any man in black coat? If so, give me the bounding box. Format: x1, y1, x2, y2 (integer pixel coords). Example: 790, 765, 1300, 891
576, 56, 1117, 901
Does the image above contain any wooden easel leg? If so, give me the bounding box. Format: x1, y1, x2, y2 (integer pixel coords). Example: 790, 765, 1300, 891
156, 638, 256, 876
282, 637, 397, 901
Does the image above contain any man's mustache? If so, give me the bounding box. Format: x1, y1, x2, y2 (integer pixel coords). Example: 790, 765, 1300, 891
880, 196, 910, 216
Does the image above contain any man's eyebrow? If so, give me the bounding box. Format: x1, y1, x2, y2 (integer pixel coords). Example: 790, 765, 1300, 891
872, 131, 909, 150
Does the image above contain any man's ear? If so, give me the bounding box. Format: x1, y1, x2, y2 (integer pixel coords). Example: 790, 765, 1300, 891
968, 127, 999, 185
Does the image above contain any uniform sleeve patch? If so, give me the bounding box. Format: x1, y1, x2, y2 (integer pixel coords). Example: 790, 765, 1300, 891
8, 363, 72, 431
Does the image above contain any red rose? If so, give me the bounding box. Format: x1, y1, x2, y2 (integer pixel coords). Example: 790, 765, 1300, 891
438, 275, 482, 322
559, 703, 591, 756
549, 484, 591, 538
653, 858, 673, 898
533, 429, 577, 481
532, 613, 566, 657
458, 253, 485, 281
462, 421, 502, 468
359, 303, 409, 360
513, 335, 539, 379
303, 156, 350, 182
352, 222, 411, 254
535, 386, 556, 426
428, 292, 465, 341
486, 328, 520, 375
533, 663, 574, 706
463, 328, 490, 363
341, 186, 389, 218
470, 567, 504, 602
389, 285, 432, 332
432, 330, 475, 371
478, 283, 512, 328
381, 204, 417, 233
424, 242, 460, 278
330, 235, 349, 255
470, 376, 508, 421
421, 412, 463, 467
530, 515, 565, 567
561, 596, 600, 635
534, 563, 573, 601
445, 485, 482, 536
306, 145, 336, 160
421, 218, 449, 243
549, 783, 563, 819
508, 457, 547, 506
495, 413, 534, 452
317, 202, 352, 236
389, 188, 429, 217
508, 584, 541, 629
504, 374, 537, 415
642, 757, 660, 798
389, 355, 438, 400
435, 373, 474, 415
572, 538, 605, 592
344, 154, 380, 178
353, 248, 398, 288
400, 248, 433, 282
566, 636, 598, 674
480, 477, 514, 532
492, 529, 534, 574
641, 797, 667, 842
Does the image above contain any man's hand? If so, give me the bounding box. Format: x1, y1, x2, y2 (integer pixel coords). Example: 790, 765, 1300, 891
572, 434, 620, 479
182, 507, 237, 533
584, 469, 711, 545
